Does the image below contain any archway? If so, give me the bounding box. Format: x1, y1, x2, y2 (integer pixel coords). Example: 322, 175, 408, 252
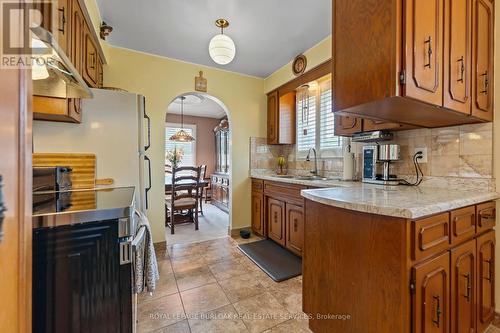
164, 92, 233, 245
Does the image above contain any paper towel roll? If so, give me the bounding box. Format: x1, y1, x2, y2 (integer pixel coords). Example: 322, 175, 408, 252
342, 145, 355, 180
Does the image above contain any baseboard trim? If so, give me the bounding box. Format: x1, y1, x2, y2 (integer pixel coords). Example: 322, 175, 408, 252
230, 226, 251, 237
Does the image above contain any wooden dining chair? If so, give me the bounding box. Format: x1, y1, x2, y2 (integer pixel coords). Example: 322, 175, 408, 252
198, 165, 207, 215
165, 166, 201, 234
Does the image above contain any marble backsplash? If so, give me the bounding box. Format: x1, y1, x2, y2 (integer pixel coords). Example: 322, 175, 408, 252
249, 122, 495, 191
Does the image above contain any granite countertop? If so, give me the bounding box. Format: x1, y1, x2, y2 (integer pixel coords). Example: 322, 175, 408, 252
301, 185, 499, 219
250, 173, 499, 219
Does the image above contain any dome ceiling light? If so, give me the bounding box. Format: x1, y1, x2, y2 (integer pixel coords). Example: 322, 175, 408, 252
208, 19, 236, 65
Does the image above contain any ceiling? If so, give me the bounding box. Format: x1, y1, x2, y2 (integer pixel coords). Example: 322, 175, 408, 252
96, 0, 331, 78
167, 93, 226, 119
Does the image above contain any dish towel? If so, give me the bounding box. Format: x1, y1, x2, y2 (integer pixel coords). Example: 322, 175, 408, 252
134, 210, 159, 294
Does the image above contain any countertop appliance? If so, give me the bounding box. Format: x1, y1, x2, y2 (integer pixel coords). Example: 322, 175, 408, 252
362, 144, 401, 185
32, 186, 137, 333
33, 88, 151, 212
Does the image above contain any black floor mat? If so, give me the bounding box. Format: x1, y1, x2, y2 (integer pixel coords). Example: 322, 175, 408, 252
238, 239, 302, 282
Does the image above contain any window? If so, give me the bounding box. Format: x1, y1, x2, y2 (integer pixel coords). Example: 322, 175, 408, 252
165, 123, 197, 168
296, 76, 342, 158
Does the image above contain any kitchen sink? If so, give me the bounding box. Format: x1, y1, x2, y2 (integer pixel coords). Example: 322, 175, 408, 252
293, 175, 329, 181
273, 174, 294, 178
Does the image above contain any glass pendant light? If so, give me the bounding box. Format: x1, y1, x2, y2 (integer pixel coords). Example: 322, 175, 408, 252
169, 96, 195, 142
209, 19, 236, 65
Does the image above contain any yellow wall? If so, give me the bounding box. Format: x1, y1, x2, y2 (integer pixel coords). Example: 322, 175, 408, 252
103, 46, 265, 242
264, 36, 331, 93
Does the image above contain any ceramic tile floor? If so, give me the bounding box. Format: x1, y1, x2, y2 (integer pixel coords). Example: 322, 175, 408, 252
139, 235, 500, 333
138, 236, 309, 333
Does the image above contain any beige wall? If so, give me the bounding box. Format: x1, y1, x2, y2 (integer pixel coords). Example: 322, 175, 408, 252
165, 114, 220, 176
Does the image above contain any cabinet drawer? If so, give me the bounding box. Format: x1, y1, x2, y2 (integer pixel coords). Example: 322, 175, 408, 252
263, 181, 305, 202
477, 201, 496, 234
450, 206, 476, 246
412, 213, 450, 261
251, 179, 263, 192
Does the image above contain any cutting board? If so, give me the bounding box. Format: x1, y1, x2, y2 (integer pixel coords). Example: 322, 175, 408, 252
33, 153, 96, 189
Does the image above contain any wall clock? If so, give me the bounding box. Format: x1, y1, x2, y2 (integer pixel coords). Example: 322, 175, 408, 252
292, 55, 307, 76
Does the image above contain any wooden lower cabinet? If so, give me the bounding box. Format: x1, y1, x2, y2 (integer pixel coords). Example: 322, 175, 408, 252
267, 198, 285, 246
251, 191, 264, 236
285, 203, 304, 256
477, 230, 495, 333
451, 239, 476, 333
413, 252, 450, 333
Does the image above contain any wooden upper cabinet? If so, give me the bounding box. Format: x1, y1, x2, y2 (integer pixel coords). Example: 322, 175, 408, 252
444, 0, 472, 114
267, 198, 285, 246
83, 24, 99, 87
472, 0, 494, 121
267, 90, 278, 144
405, 0, 444, 106
476, 230, 495, 333
70, 0, 84, 74
413, 252, 450, 333
266, 90, 295, 144
450, 239, 476, 333
55, 0, 70, 55
332, 0, 494, 128
334, 115, 362, 136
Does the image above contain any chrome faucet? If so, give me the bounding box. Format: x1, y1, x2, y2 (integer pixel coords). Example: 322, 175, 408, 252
306, 148, 318, 176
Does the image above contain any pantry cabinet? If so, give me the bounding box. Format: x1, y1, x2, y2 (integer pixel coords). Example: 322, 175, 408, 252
332, 0, 495, 129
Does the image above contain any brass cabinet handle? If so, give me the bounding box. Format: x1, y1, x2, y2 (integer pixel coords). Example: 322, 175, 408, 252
274, 211, 278, 222
432, 295, 441, 327
58, 6, 66, 33
457, 56, 465, 83
484, 259, 493, 281
424, 36, 433, 69
90, 52, 96, 69
462, 273, 471, 302
0, 175, 6, 242
293, 219, 298, 232
480, 71, 489, 94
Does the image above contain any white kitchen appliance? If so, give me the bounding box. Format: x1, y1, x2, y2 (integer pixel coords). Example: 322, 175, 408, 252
32, 88, 152, 212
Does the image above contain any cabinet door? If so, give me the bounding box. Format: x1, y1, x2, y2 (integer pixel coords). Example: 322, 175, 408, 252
251, 192, 264, 236
267, 90, 279, 144
55, 0, 70, 55
471, 0, 494, 121
444, 0, 472, 114
267, 198, 285, 246
413, 251, 450, 333
405, 0, 444, 106
83, 26, 98, 87
70, 0, 84, 74
450, 239, 476, 333
334, 115, 362, 136
476, 230, 495, 333
285, 203, 304, 256
278, 92, 296, 144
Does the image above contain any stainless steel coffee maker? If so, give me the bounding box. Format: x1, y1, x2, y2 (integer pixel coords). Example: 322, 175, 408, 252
362, 144, 401, 185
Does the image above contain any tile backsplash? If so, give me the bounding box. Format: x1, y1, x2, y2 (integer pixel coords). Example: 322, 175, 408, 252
249, 122, 495, 191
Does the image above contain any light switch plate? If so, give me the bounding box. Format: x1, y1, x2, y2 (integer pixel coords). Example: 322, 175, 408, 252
414, 148, 428, 163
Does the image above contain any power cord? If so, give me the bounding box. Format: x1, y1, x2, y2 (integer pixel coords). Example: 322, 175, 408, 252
399, 151, 424, 186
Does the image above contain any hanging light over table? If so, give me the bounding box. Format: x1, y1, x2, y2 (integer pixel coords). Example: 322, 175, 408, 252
209, 19, 236, 65
169, 96, 195, 142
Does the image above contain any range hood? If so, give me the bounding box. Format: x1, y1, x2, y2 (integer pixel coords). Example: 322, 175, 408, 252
31, 26, 93, 99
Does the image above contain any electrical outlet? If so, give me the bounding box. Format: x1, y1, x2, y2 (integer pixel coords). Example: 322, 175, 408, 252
414, 148, 428, 163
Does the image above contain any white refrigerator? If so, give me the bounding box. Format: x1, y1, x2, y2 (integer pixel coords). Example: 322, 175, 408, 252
33, 88, 151, 213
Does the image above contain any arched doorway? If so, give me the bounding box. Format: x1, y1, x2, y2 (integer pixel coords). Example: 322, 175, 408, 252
164, 92, 232, 245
